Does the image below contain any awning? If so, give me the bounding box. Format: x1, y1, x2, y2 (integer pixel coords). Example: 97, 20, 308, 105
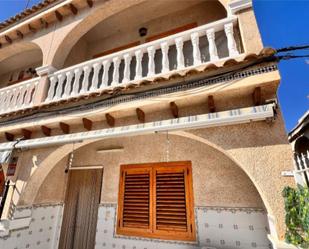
0, 103, 276, 151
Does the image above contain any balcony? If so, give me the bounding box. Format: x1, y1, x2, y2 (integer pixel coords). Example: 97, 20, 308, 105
0, 77, 40, 115
0, 16, 242, 116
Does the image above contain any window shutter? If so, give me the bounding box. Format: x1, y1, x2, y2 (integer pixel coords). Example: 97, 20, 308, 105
117, 166, 153, 236
122, 171, 150, 228
117, 162, 195, 241
155, 170, 188, 231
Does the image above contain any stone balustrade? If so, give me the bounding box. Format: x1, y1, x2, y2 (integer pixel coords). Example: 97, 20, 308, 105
0, 17, 241, 115
0, 77, 40, 116
294, 151, 309, 187
45, 16, 240, 103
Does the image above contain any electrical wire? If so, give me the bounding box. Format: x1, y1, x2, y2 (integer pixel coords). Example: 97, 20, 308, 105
276, 45, 309, 53
25, 0, 31, 9
0, 55, 276, 126
0, 44, 307, 127
277, 54, 309, 60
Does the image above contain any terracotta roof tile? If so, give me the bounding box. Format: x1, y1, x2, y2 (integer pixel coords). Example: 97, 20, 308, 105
0, 0, 61, 32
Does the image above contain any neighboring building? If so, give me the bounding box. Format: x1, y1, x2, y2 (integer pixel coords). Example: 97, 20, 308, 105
0, 0, 296, 248
288, 111, 309, 187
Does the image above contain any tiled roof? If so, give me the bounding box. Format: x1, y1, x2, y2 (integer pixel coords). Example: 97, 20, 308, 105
0, 0, 61, 32
0, 48, 277, 119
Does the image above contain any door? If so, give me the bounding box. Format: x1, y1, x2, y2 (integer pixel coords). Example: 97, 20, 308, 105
59, 169, 103, 249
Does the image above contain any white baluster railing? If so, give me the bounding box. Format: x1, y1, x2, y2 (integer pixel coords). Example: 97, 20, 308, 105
0, 77, 40, 115
45, 16, 240, 103
294, 151, 309, 187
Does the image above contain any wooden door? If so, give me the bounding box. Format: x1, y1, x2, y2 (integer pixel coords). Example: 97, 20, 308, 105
59, 169, 103, 249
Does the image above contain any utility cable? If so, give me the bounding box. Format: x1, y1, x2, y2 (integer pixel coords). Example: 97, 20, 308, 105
276, 45, 309, 53
25, 0, 31, 9
0, 44, 307, 127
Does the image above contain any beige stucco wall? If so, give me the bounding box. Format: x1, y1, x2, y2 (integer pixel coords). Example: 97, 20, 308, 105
186, 111, 294, 239
14, 109, 294, 239
0, 48, 42, 86
237, 8, 263, 54
0, 0, 293, 244
33, 133, 264, 208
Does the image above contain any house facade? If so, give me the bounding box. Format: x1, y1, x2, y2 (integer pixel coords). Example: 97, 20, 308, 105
0, 0, 296, 249
288, 111, 309, 187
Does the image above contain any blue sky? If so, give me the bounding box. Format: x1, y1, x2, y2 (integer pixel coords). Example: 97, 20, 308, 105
0, 0, 308, 131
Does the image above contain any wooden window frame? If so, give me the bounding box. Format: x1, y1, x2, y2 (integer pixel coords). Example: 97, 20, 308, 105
117, 161, 196, 241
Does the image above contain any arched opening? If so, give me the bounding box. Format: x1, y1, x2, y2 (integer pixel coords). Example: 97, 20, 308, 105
62, 0, 227, 68
295, 136, 309, 154
0, 42, 43, 89
26, 133, 271, 248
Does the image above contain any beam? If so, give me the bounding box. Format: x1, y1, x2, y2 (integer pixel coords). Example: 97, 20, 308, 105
169, 102, 179, 118
82, 118, 92, 131
136, 108, 145, 123
4, 35, 12, 44
0, 104, 276, 151
105, 113, 115, 127
41, 126, 51, 136
4, 132, 14, 141
59, 122, 70, 134
21, 129, 32, 139
16, 30, 24, 39
208, 95, 216, 113
253, 87, 262, 105
87, 0, 93, 8
69, 3, 78, 15
55, 10, 63, 22
28, 24, 36, 33
40, 18, 49, 29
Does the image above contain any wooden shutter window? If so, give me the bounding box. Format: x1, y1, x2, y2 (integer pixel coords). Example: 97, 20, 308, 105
155, 170, 187, 231
117, 167, 153, 236
122, 171, 150, 228
117, 162, 195, 241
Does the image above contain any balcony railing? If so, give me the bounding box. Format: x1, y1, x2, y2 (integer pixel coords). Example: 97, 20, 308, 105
45, 16, 240, 103
0, 16, 242, 116
294, 151, 309, 186
0, 77, 40, 115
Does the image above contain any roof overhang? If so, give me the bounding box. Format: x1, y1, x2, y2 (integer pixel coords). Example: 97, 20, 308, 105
0, 103, 276, 152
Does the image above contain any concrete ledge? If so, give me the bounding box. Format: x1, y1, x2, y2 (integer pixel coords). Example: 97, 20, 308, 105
228, 0, 252, 15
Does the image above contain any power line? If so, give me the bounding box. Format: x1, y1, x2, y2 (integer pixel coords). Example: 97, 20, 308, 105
25, 0, 31, 9
274, 44, 309, 61
276, 45, 309, 53
277, 54, 309, 61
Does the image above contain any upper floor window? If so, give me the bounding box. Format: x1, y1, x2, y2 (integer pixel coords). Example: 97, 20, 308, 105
117, 161, 195, 241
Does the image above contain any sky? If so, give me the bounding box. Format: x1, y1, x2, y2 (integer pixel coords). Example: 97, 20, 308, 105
0, 0, 308, 132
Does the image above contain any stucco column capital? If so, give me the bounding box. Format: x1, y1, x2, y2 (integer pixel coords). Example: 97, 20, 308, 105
228, 0, 252, 15
35, 65, 58, 77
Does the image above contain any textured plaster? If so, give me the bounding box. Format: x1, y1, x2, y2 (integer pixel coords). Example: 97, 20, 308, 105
15, 111, 293, 239
186, 112, 295, 239
237, 8, 263, 54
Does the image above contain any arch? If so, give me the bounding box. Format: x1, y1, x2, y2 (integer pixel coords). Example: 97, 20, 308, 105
0, 41, 43, 87
172, 130, 274, 215
19, 130, 272, 217
48, 0, 227, 69
294, 135, 309, 154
